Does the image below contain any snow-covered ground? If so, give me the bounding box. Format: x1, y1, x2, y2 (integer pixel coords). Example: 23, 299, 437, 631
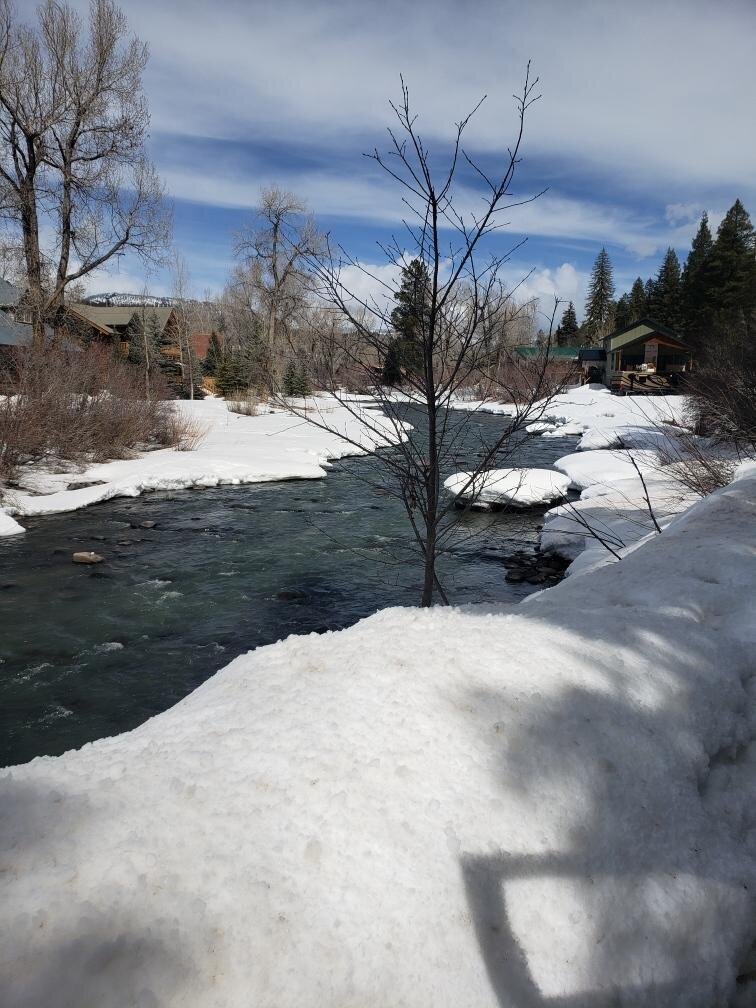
1, 462, 754, 1007
0, 396, 405, 537
452, 383, 689, 437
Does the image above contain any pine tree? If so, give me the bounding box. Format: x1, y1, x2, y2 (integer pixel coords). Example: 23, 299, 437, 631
126, 311, 148, 366
583, 247, 616, 343
282, 359, 297, 396
215, 350, 248, 397
680, 212, 714, 347
557, 301, 580, 346
708, 199, 756, 329
203, 332, 223, 377
295, 365, 311, 396
649, 247, 682, 331
381, 340, 403, 385
390, 258, 430, 372
613, 293, 632, 331
629, 277, 647, 320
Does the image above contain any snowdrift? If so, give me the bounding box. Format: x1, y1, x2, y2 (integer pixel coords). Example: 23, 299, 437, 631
1, 469, 754, 1007
444, 467, 571, 508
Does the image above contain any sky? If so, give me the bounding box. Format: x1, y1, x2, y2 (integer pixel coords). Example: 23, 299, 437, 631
58, 0, 756, 321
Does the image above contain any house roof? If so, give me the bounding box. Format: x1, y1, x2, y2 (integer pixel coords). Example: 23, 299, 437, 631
605, 318, 691, 353
0, 278, 22, 309
514, 345, 590, 360
68, 303, 176, 335
0, 313, 32, 347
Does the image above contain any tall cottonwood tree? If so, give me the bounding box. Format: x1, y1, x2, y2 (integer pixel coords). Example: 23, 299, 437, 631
0, 0, 170, 339
234, 186, 323, 388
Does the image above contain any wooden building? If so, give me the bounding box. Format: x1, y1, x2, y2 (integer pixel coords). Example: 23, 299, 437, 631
601, 319, 692, 393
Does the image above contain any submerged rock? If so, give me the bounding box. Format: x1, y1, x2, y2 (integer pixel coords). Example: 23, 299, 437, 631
72, 551, 104, 565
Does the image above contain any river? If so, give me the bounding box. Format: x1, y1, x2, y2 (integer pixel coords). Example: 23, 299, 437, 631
0, 407, 576, 766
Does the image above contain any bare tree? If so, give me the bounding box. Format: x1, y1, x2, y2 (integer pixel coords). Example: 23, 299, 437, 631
0, 0, 170, 339
270, 69, 572, 607
170, 250, 197, 399
233, 185, 323, 387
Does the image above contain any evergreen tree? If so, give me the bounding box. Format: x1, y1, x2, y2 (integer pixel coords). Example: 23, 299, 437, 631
556, 301, 580, 345
381, 340, 403, 385
680, 212, 714, 347
203, 332, 223, 377
296, 365, 311, 396
126, 310, 148, 367
629, 277, 647, 320
613, 293, 633, 331
281, 359, 298, 396
708, 199, 756, 329
644, 277, 656, 309
583, 247, 616, 343
215, 350, 248, 397
390, 258, 430, 372
649, 247, 682, 331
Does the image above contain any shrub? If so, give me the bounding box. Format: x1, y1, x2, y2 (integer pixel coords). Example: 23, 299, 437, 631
0, 342, 198, 490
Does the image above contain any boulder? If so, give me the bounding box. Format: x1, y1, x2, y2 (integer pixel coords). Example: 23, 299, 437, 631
72, 551, 104, 564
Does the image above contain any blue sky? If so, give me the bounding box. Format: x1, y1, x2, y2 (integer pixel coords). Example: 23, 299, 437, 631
70, 0, 756, 320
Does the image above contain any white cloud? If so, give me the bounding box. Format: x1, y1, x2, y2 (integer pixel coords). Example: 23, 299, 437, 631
120, 0, 756, 196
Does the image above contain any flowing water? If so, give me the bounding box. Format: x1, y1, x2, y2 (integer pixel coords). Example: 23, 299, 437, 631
0, 408, 576, 766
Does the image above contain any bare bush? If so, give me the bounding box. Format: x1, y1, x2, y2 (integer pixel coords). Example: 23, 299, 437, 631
0, 343, 192, 489
655, 430, 737, 498
226, 393, 264, 417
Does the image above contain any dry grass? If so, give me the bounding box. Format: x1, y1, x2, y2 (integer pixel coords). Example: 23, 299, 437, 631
226, 392, 265, 417
0, 342, 198, 489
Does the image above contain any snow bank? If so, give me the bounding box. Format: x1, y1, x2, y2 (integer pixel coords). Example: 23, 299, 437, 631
1, 396, 405, 536
453, 384, 689, 437
0, 509, 24, 536
1, 471, 754, 1007
553, 447, 659, 491
444, 467, 571, 508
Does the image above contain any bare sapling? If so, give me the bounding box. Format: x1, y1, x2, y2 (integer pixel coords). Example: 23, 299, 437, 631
265, 68, 573, 605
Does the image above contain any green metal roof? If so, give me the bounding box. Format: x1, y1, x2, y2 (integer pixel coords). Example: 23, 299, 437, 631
513, 345, 586, 359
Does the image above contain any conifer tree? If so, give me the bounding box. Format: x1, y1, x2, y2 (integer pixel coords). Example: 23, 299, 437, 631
126, 310, 148, 367
381, 340, 403, 385
557, 301, 580, 345
583, 247, 616, 343
629, 277, 647, 320
613, 294, 632, 331
215, 349, 247, 397
390, 258, 430, 372
680, 212, 714, 347
708, 199, 756, 329
649, 247, 683, 331
282, 359, 298, 396
203, 333, 223, 377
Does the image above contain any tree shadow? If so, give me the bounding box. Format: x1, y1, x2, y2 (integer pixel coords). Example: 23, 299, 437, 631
0, 778, 194, 1007
454, 484, 756, 1006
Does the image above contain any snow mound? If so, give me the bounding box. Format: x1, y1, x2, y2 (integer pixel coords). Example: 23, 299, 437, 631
1, 472, 754, 1007
444, 467, 571, 507
553, 448, 659, 490
0, 509, 25, 536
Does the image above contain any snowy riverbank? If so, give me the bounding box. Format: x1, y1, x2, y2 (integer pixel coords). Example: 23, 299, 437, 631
0, 396, 405, 537
1, 458, 754, 1007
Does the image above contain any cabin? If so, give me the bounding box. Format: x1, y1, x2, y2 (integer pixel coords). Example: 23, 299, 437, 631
64, 303, 180, 358
600, 319, 692, 394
